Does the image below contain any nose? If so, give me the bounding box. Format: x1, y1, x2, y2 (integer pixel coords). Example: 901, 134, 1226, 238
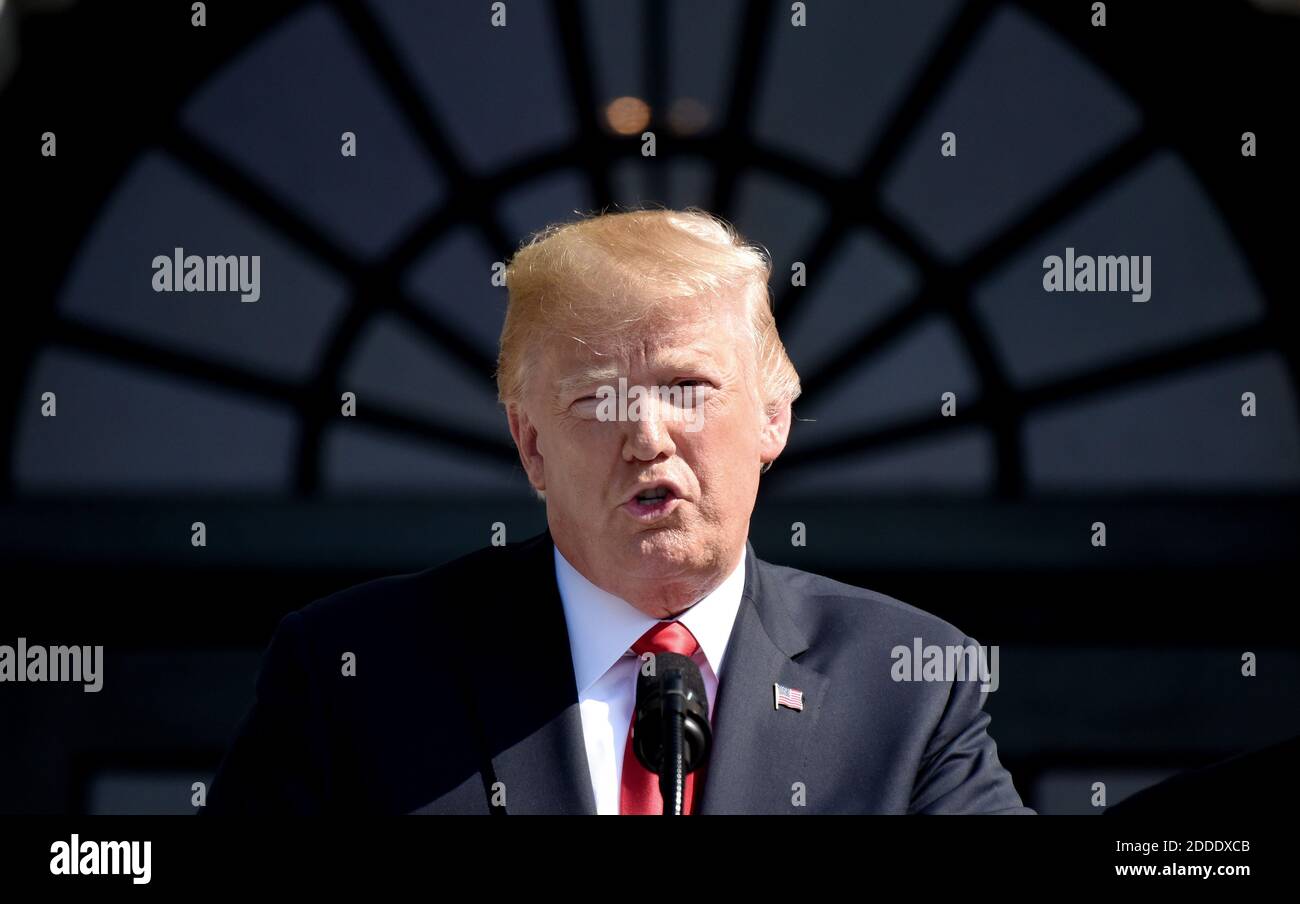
621, 393, 677, 462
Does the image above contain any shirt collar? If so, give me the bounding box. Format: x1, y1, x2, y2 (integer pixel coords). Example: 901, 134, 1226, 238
553, 541, 748, 695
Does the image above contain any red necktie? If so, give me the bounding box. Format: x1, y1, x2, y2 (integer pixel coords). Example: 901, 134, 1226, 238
620, 621, 704, 815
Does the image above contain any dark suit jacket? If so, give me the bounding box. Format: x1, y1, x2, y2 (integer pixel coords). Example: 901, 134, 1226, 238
205, 529, 1033, 814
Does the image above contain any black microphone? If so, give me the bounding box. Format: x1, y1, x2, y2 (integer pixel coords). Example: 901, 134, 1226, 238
632, 650, 711, 815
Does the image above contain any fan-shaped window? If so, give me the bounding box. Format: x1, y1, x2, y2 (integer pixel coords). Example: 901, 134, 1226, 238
10, 0, 1295, 509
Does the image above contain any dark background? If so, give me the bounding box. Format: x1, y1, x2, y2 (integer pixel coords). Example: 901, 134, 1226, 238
1, 0, 1297, 814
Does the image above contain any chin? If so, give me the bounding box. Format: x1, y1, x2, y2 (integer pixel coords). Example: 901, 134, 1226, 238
628, 527, 715, 575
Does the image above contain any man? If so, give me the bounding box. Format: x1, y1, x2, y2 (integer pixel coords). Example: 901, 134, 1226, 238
206, 208, 1032, 815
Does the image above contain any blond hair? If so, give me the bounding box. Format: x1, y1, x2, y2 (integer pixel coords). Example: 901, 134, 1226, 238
496, 207, 801, 416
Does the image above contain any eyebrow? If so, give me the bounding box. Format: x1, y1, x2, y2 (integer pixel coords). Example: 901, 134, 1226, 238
556, 366, 622, 398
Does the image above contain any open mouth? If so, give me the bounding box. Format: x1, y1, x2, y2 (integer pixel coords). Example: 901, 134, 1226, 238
623, 484, 681, 521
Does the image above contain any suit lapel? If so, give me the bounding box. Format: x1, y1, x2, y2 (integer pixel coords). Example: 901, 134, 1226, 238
697, 541, 831, 814
463, 530, 597, 815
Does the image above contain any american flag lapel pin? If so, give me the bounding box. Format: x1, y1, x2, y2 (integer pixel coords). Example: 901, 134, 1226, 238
773, 682, 804, 712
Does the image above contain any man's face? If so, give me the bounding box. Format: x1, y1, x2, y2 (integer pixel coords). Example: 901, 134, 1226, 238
506, 293, 791, 617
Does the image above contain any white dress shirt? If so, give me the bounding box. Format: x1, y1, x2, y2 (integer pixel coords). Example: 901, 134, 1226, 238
553, 542, 748, 815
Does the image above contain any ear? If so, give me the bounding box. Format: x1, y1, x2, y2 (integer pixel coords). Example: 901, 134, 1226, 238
506, 401, 546, 493
758, 398, 792, 468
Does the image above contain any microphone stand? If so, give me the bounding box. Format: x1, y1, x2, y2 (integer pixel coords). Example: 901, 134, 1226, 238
660, 670, 688, 816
